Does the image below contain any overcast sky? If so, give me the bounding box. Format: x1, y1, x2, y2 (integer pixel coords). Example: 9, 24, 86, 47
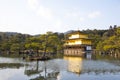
0, 0, 120, 35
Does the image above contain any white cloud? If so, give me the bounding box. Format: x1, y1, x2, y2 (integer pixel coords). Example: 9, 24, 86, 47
79, 17, 85, 22
27, 0, 53, 20
37, 6, 53, 20
65, 12, 80, 18
53, 20, 63, 32
27, 0, 39, 10
45, 20, 62, 32
55, 20, 62, 28
69, 13, 78, 17
88, 11, 101, 19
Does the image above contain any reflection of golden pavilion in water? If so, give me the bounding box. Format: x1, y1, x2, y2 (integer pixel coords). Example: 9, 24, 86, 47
64, 31, 92, 57
64, 56, 83, 75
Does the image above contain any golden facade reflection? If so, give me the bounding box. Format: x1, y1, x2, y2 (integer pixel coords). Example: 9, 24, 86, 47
64, 56, 83, 75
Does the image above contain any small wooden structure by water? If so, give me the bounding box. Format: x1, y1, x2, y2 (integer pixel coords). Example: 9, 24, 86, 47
64, 31, 92, 57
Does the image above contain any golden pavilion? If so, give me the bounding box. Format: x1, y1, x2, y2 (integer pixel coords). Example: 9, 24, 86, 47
64, 30, 92, 57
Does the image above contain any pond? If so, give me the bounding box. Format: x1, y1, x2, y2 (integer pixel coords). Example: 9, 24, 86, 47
0, 56, 120, 80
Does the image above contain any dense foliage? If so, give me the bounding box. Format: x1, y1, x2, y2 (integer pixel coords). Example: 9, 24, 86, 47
0, 25, 120, 57
0, 32, 64, 54
96, 26, 120, 57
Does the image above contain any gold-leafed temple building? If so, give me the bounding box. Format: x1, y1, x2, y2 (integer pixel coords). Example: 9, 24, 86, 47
64, 31, 92, 57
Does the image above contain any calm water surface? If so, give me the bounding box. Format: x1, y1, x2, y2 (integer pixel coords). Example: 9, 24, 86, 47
0, 56, 120, 80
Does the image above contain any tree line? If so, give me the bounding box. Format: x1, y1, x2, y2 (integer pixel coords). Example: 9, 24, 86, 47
82, 25, 120, 57
0, 31, 64, 54
0, 25, 120, 57
96, 25, 120, 57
